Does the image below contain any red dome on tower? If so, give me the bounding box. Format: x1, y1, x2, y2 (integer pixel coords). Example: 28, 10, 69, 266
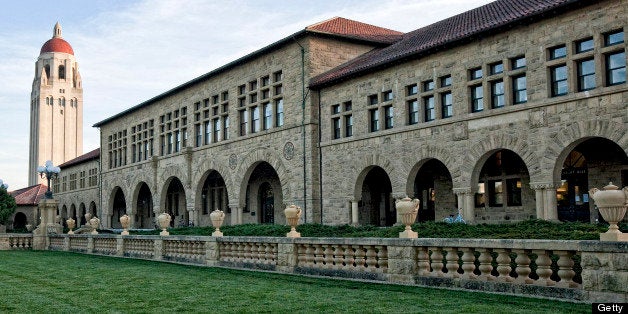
40, 37, 74, 55
40, 22, 74, 55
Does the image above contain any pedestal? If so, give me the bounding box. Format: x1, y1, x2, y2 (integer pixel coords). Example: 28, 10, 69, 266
600, 232, 628, 242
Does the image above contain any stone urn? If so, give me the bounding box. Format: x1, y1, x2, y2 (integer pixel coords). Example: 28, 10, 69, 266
84, 212, 92, 226
589, 182, 628, 242
396, 197, 420, 238
157, 213, 171, 236
284, 205, 302, 238
89, 217, 100, 235
26, 224, 33, 232
210, 209, 225, 237
119, 214, 131, 236
66, 218, 76, 235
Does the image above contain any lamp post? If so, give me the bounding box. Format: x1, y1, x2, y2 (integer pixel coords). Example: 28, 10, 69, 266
37, 160, 60, 199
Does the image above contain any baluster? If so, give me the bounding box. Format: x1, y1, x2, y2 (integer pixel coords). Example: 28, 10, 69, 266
250, 243, 259, 262
555, 251, 578, 288
376, 245, 388, 271
417, 247, 431, 276
477, 248, 494, 281
365, 246, 378, 271
444, 247, 460, 278
343, 245, 355, 268
532, 250, 555, 286
332, 245, 344, 270
513, 249, 533, 284
305, 245, 315, 266
266, 243, 274, 264
460, 248, 477, 279
313, 244, 324, 266
323, 245, 334, 269
355, 246, 366, 269
495, 249, 514, 282
429, 247, 444, 277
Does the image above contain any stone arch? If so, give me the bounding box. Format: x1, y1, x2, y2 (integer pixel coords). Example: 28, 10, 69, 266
160, 176, 188, 227
465, 133, 537, 192
236, 148, 292, 207
109, 186, 127, 228
79, 203, 86, 225
351, 154, 399, 201
194, 157, 236, 208
12, 212, 28, 230
195, 169, 229, 219
132, 181, 154, 229
407, 157, 455, 221
405, 150, 456, 197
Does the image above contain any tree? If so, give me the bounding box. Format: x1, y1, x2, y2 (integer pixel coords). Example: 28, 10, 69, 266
0, 186, 17, 226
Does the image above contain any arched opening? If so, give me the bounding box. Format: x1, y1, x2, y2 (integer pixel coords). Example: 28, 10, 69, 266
413, 159, 454, 221
79, 203, 86, 225
136, 183, 154, 229
200, 171, 228, 226
69, 204, 77, 225
242, 162, 283, 224
165, 178, 187, 227
112, 188, 127, 228
44, 64, 50, 80
89, 201, 97, 218
12, 212, 27, 231
474, 150, 533, 222
556, 137, 628, 222
359, 166, 394, 226
58, 65, 65, 79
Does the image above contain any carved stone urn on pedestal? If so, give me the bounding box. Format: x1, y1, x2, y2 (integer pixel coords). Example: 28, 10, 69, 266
119, 214, 130, 235
89, 217, 100, 235
589, 182, 628, 242
66, 218, 75, 235
284, 205, 302, 238
210, 209, 225, 237
157, 213, 171, 236
396, 197, 420, 238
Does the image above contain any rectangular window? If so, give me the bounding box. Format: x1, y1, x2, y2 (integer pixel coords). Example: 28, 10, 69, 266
604, 30, 624, 46
239, 110, 247, 136
469, 67, 483, 80
489, 180, 503, 207
274, 85, 283, 95
383, 91, 393, 101
408, 100, 419, 125
261, 76, 270, 87
238, 85, 246, 95
575, 38, 594, 53
167, 133, 173, 154
577, 58, 596, 91
549, 45, 567, 60
332, 104, 341, 114
223, 117, 229, 140
345, 115, 353, 137
506, 178, 522, 206
511, 56, 526, 69
174, 130, 181, 152
490, 62, 503, 75
491, 80, 505, 108
441, 92, 452, 118
204, 121, 211, 144
424, 96, 435, 121
407, 84, 418, 95
471, 85, 484, 112
213, 119, 220, 142
275, 99, 284, 127
273, 70, 283, 82
249, 80, 257, 91
263, 102, 272, 130
440, 75, 452, 87
423, 80, 434, 91
368, 94, 378, 105
513, 75, 527, 104
606, 52, 626, 86
344, 101, 352, 111
251, 106, 260, 133
551, 65, 568, 96
384, 106, 394, 129
369, 109, 379, 132
332, 118, 341, 139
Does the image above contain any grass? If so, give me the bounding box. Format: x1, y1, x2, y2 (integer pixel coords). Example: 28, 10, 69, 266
133, 219, 627, 240
0, 251, 589, 313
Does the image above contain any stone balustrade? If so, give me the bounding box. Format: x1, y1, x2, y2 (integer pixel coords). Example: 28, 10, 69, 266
1, 233, 625, 302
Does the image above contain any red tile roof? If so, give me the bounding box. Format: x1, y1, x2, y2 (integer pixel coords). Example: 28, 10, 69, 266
310, 0, 590, 88
59, 148, 100, 168
40, 37, 74, 55
306, 17, 403, 44
10, 184, 47, 206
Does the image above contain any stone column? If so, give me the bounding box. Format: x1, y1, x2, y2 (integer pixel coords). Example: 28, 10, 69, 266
530, 182, 559, 221
350, 200, 359, 225
33, 198, 59, 250
453, 188, 474, 223
229, 204, 242, 225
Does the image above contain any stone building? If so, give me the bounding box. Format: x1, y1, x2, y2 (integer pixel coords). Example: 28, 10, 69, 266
29, 22, 83, 186
57, 0, 626, 229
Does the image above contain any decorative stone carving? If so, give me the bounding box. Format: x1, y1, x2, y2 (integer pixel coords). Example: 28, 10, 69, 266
119, 214, 130, 236
529, 108, 546, 128
589, 182, 627, 242
396, 197, 420, 238
89, 217, 100, 235
157, 213, 171, 236
210, 209, 225, 237
453, 122, 468, 141
228, 154, 237, 170
66, 218, 75, 235
283, 142, 295, 160
284, 204, 301, 238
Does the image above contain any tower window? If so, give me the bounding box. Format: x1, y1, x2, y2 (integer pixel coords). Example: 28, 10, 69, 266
58, 65, 65, 79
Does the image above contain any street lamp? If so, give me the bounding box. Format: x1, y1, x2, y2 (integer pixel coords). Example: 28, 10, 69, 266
37, 160, 60, 199
0, 179, 8, 190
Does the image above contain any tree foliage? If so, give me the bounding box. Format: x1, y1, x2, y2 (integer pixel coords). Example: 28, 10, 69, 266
0, 187, 17, 225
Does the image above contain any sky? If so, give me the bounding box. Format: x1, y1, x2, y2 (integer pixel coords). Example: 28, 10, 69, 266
0, 0, 494, 190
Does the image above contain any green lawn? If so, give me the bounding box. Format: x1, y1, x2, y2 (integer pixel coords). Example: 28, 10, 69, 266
0, 251, 589, 313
